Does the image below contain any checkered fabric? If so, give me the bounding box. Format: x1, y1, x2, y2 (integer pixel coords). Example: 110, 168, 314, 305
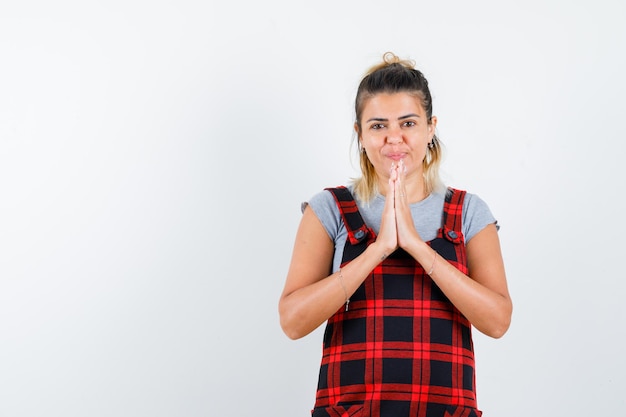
312, 187, 481, 417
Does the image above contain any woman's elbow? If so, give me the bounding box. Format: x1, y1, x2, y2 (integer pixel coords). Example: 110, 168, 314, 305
486, 320, 510, 339
483, 301, 513, 339
280, 316, 302, 340
279, 301, 307, 340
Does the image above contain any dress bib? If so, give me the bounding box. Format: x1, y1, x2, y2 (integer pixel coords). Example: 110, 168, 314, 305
312, 187, 482, 417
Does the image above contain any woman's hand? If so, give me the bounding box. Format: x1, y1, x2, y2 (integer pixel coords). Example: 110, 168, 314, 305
375, 164, 399, 257
391, 160, 423, 250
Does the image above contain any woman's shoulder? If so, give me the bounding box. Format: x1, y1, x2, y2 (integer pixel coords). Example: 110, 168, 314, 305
452, 188, 497, 242
301, 186, 349, 241
440, 187, 491, 211
458, 189, 493, 216
303, 187, 344, 212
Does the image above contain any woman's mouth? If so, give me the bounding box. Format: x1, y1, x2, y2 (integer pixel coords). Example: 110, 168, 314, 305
386, 153, 406, 161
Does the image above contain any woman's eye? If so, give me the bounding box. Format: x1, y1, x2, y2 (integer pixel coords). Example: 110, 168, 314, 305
371, 123, 385, 130
403, 121, 416, 127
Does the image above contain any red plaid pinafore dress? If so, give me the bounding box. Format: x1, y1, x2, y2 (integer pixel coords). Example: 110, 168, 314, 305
312, 187, 482, 417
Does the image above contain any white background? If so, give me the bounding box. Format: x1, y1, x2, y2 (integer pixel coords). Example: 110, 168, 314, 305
1, 1, 625, 416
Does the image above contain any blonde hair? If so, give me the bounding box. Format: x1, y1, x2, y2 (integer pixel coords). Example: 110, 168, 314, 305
352, 52, 444, 202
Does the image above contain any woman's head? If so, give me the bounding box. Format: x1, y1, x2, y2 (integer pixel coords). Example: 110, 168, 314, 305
353, 52, 443, 201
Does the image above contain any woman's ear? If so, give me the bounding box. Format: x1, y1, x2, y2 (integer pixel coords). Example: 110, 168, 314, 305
429, 116, 438, 138
354, 122, 363, 149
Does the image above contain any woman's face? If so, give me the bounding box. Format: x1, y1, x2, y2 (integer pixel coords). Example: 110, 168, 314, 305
357, 92, 436, 181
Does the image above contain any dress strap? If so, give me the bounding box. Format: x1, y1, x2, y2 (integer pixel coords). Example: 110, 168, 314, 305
442, 187, 467, 243
325, 186, 372, 245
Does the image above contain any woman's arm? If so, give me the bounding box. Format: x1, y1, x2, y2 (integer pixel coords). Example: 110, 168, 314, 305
405, 223, 513, 338
279, 204, 394, 340
390, 164, 512, 339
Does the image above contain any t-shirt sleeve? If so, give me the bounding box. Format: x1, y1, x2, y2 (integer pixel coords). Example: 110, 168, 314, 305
462, 193, 498, 242
301, 190, 342, 242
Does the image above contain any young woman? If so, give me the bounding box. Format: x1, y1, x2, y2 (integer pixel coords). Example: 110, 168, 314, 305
279, 52, 512, 417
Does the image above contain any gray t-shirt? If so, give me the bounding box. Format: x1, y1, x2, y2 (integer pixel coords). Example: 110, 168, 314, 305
304, 186, 497, 272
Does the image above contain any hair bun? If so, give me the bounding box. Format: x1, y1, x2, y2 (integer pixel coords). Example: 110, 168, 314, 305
382, 51, 415, 68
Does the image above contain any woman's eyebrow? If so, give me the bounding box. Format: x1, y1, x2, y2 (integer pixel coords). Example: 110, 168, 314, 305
366, 114, 421, 123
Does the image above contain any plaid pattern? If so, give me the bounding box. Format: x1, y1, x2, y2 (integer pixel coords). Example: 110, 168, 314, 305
312, 187, 481, 417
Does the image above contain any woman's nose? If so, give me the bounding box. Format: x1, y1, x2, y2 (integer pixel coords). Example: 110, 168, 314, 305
386, 126, 403, 144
